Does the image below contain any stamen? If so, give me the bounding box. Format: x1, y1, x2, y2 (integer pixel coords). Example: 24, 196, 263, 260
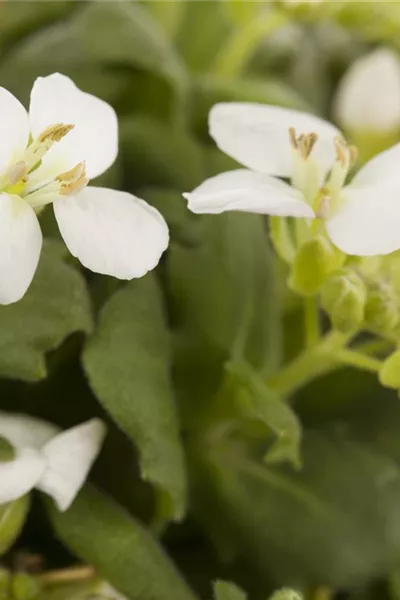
289, 128, 318, 159
57, 162, 89, 196
56, 162, 86, 183
315, 194, 330, 220
38, 123, 74, 144
334, 136, 358, 170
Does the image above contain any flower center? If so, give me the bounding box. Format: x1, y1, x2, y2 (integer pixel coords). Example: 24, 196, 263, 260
0, 123, 89, 210
288, 128, 358, 220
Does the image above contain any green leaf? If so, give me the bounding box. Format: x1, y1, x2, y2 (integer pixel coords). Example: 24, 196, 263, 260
46, 486, 199, 600
176, 2, 232, 72
74, 2, 186, 85
226, 363, 302, 468
121, 116, 206, 191
193, 393, 400, 588
0, 241, 92, 382
168, 213, 280, 380
0, 496, 30, 556
83, 275, 187, 521
213, 580, 247, 600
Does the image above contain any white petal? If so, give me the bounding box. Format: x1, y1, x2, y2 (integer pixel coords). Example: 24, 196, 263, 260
53, 187, 169, 279
326, 184, 400, 256
0, 448, 45, 505
38, 419, 106, 511
183, 169, 315, 217
0, 194, 42, 305
334, 48, 400, 131
351, 143, 400, 188
0, 412, 59, 450
209, 102, 340, 177
29, 73, 118, 179
0, 88, 29, 175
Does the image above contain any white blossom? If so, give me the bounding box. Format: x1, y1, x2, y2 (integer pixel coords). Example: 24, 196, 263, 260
184, 102, 400, 256
0, 413, 106, 511
334, 48, 400, 132
0, 73, 169, 304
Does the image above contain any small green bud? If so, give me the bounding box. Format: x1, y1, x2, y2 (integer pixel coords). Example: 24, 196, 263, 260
379, 350, 400, 389
289, 235, 345, 296
321, 269, 366, 333
0, 496, 30, 556
365, 282, 399, 334
11, 573, 40, 600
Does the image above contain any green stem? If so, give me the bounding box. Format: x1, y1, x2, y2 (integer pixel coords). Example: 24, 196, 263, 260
267, 331, 352, 396
212, 9, 287, 77
304, 296, 320, 348
335, 349, 382, 373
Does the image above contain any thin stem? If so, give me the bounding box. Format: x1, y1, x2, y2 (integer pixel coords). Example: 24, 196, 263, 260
37, 566, 95, 587
212, 9, 287, 77
267, 331, 352, 396
335, 349, 382, 373
304, 296, 320, 348
353, 338, 393, 357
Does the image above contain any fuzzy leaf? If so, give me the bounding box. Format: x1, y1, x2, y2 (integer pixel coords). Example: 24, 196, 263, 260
47, 486, 198, 600
0, 241, 92, 382
83, 275, 187, 521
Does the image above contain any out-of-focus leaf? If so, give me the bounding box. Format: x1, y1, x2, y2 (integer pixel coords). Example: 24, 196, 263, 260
176, 2, 232, 72
191, 75, 310, 137
139, 188, 202, 248
0, 240, 92, 382
144, 0, 185, 38
221, 1, 262, 25
0, 1, 74, 52
0, 1, 185, 105
75, 2, 186, 85
213, 580, 247, 600
47, 486, 199, 600
193, 391, 400, 588
121, 116, 206, 191
83, 276, 187, 522
0, 496, 30, 556
168, 213, 281, 434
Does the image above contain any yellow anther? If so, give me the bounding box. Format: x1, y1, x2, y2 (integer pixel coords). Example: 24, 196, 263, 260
56, 162, 86, 183
334, 136, 358, 169
289, 128, 318, 159
57, 162, 88, 196
38, 123, 74, 144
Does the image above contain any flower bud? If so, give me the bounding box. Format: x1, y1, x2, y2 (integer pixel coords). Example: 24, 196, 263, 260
321, 269, 366, 333
379, 350, 400, 389
289, 235, 345, 296
365, 282, 399, 334
334, 49, 400, 161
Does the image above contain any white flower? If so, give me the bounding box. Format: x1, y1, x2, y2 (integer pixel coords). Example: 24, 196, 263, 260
184, 102, 400, 256
0, 73, 169, 304
0, 413, 106, 511
334, 48, 400, 132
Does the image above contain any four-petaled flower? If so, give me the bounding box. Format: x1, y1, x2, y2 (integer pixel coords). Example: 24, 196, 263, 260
0, 413, 106, 511
184, 102, 400, 257
0, 73, 169, 304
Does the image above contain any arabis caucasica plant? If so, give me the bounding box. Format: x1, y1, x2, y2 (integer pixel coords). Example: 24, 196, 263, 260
184, 102, 400, 257
0, 73, 168, 304
0, 413, 105, 510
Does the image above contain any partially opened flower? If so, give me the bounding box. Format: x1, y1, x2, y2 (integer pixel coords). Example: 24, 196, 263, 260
334, 48, 400, 133
184, 102, 400, 256
0, 413, 106, 511
0, 73, 169, 304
